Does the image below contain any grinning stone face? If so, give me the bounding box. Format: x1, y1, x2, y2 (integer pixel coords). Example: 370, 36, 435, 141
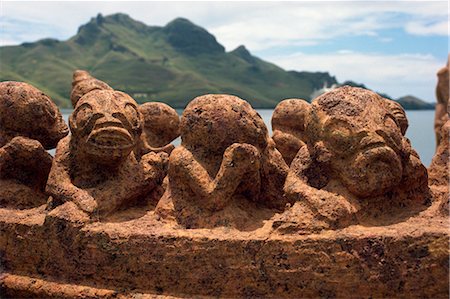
308, 86, 408, 198
69, 89, 141, 163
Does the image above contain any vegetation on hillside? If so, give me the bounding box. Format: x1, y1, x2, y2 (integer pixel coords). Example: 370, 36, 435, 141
0, 13, 434, 110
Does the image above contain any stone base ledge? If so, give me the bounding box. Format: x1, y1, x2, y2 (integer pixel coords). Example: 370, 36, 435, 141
0, 203, 448, 298
0, 273, 182, 298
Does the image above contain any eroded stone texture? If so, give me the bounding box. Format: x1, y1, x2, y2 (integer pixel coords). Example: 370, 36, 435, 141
272, 99, 310, 165
46, 89, 167, 219
156, 94, 289, 229
135, 102, 180, 159
276, 86, 430, 233
0, 205, 448, 298
70, 70, 113, 108
0, 81, 68, 209
435, 56, 449, 147
384, 99, 408, 135
429, 119, 449, 215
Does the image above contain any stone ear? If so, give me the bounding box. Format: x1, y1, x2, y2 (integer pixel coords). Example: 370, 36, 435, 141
312, 141, 332, 164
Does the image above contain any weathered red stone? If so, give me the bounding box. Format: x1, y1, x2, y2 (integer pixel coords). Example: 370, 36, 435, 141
435, 56, 449, 147
272, 98, 310, 165
46, 89, 167, 219
135, 102, 180, 159
0, 81, 68, 209
276, 86, 430, 233
156, 94, 289, 229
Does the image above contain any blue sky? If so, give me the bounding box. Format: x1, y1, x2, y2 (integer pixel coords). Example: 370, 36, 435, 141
0, 1, 448, 102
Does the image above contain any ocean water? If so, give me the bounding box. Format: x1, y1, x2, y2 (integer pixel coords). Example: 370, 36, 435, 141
61, 109, 436, 166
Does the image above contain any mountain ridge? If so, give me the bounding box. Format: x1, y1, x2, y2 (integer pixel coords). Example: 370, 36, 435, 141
0, 13, 434, 109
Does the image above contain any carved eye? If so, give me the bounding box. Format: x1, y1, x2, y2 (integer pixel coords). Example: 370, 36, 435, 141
74, 103, 93, 128
124, 103, 139, 127
328, 127, 353, 153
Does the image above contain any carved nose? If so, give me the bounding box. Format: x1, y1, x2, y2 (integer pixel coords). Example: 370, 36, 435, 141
95, 114, 123, 128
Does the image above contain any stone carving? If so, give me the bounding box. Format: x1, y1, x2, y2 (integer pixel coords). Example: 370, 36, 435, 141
46, 89, 167, 219
156, 94, 289, 229
70, 70, 113, 107
429, 118, 449, 215
0, 83, 448, 298
275, 86, 430, 233
435, 56, 449, 147
384, 99, 408, 135
271, 98, 310, 165
0, 81, 68, 208
135, 102, 180, 159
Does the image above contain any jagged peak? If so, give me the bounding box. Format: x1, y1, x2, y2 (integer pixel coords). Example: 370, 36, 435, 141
230, 45, 256, 64
163, 17, 224, 55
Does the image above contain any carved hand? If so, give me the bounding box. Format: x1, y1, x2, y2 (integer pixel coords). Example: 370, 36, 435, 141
140, 151, 169, 184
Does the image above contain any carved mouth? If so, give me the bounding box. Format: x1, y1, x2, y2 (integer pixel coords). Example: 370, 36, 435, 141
88, 127, 134, 149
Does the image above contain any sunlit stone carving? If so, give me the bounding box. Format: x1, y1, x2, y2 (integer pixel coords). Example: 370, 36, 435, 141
276, 86, 430, 233
156, 94, 290, 229
46, 89, 167, 218
0, 81, 68, 208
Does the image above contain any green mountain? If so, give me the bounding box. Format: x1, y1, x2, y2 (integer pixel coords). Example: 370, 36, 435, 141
0, 13, 338, 108
397, 95, 435, 110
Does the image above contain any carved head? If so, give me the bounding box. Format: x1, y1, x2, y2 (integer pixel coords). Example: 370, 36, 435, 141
272, 98, 310, 133
0, 81, 68, 149
139, 102, 180, 147
272, 99, 310, 164
180, 94, 268, 155
307, 86, 410, 197
69, 90, 141, 163
384, 99, 408, 135
70, 70, 113, 108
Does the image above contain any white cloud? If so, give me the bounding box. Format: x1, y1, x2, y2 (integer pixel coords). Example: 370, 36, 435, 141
405, 20, 448, 35
267, 51, 443, 101
0, 1, 447, 101
0, 1, 448, 50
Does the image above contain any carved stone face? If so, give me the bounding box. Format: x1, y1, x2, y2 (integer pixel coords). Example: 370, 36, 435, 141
69, 90, 141, 162
308, 86, 408, 197
180, 94, 268, 156
0, 81, 68, 149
